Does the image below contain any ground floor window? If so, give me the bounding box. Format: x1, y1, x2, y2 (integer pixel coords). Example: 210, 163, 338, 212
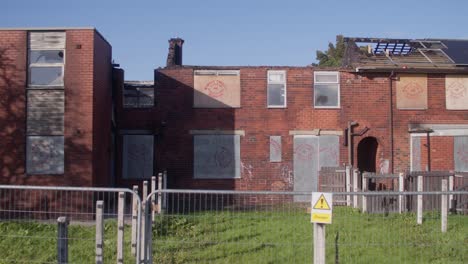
193, 134, 241, 179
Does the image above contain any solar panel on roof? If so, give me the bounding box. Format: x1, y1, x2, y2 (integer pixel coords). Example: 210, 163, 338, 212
440, 40, 468, 65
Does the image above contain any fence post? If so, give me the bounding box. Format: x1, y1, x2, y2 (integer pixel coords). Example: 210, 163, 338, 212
417, 175, 423, 225
57, 216, 69, 264
131, 185, 138, 257
353, 169, 359, 209
313, 223, 326, 264
117, 192, 125, 264
345, 166, 351, 206
163, 170, 168, 211
151, 176, 156, 221
96, 200, 104, 264
143, 181, 148, 201
140, 200, 147, 263
362, 175, 368, 213
441, 179, 448, 233
157, 173, 163, 214
398, 172, 405, 214
146, 200, 153, 263
448, 174, 454, 210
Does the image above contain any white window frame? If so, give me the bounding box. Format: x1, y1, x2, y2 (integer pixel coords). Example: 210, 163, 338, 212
28, 46, 65, 88
314, 71, 340, 109
267, 70, 287, 108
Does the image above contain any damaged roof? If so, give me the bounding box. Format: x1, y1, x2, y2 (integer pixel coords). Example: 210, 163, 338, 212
342, 37, 468, 73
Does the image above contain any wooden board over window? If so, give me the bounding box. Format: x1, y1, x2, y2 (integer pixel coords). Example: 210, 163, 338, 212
396, 74, 427, 110
194, 135, 241, 179
26, 136, 64, 174
194, 70, 240, 108
27, 90, 64, 135
29, 32, 66, 49
454, 136, 468, 172
446, 75, 468, 110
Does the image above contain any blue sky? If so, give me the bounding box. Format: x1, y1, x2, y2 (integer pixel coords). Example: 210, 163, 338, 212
3, 0, 467, 80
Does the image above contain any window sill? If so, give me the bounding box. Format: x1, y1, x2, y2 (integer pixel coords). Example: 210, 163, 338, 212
314, 106, 341, 109
267, 106, 287, 109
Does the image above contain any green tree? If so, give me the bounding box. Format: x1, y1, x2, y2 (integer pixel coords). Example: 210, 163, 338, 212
315, 35, 345, 67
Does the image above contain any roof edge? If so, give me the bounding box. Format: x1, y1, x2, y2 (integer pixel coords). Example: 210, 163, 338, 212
0, 27, 96, 31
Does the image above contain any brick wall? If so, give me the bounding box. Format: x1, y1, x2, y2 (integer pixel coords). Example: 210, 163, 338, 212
123, 67, 346, 190
113, 67, 468, 191
92, 31, 113, 187
393, 74, 468, 172
0, 29, 111, 187
0, 31, 27, 184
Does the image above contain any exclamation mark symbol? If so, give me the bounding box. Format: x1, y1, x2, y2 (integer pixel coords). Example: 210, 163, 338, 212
320, 198, 323, 208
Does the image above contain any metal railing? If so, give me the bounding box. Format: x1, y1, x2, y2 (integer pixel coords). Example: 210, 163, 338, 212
144, 189, 467, 263
0, 183, 466, 263
0, 185, 141, 264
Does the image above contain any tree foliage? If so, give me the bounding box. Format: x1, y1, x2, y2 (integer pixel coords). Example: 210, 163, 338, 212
315, 35, 345, 67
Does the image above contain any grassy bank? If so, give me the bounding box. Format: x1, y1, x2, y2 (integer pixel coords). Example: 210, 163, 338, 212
0, 207, 466, 263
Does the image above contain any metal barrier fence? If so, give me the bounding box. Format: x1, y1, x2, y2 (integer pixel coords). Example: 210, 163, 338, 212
0, 184, 466, 263
0, 185, 141, 264
145, 190, 467, 264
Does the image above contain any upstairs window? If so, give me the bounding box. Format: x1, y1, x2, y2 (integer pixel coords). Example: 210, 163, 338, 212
314, 72, 340, 108
28, 32, 65, 87
267, 70, 286, 107
123, 81, 154, 108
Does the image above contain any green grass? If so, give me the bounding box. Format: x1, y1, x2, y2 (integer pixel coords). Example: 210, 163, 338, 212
0, 220, 135, 264
153, 207, 468, 264
0, 208, 466, 263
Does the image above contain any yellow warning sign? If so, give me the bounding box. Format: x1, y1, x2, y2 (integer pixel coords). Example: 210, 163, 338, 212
311, 192, 333, 224
311, 212, 332, 224
313, 194, 331, 210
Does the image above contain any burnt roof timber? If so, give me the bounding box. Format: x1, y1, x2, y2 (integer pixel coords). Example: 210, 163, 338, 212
343, 37, 411, 44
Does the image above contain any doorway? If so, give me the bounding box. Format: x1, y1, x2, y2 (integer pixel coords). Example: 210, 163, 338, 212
357, 137, 378, 173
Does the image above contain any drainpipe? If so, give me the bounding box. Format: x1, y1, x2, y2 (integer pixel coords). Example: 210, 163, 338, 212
426, 131, 431, 171
389, 71, 397, 173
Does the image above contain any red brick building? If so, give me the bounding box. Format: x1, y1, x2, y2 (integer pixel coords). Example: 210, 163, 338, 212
1, 30, 468, 191
0, 28, 114, 187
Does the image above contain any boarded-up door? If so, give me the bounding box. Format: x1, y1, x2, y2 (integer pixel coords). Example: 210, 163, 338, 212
293, 135, 339, 200
122, 135, 154, 179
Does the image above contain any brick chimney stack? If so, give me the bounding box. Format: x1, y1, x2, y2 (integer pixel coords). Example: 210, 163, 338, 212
166, 38, 184, 67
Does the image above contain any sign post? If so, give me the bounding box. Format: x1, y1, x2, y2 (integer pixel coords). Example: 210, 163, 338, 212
311, 192, 333, 264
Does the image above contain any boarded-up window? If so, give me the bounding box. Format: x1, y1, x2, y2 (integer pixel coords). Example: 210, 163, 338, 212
194, 70, 240, 108
396, 74, 427, 109
29, 32, 66, 50
27, 90, 64, 135
314, 72, 340, 108
411, 137, 422, 171
445, 75, 468, 110
122, 134, 154, 179
26, 136, 64, 174
267, 71, 286, 107
454, 136, 468, 172
194, 135, 240, 179
270, 136, 282, 162
28, 32, 65, 87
